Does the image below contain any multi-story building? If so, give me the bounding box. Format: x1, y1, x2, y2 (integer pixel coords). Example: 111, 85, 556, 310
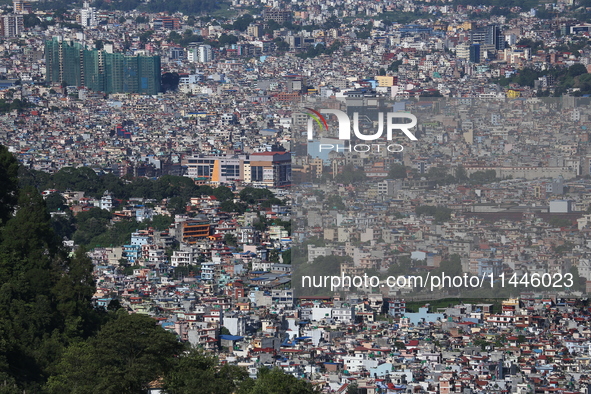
378, 179, 401, 196
388, 299, 406, 317
246, 24, 262, 38
469, 43, 480, 63
153, 17, 181, 30
247, 152, 291, 187
80, 1, 97, 27
183, 153, 291, 187
1, 14, 23, 38
12, 0, 31, 14
45, 38, 161, 95
184, 155, 244, 183
263, 8, 292, 24
177, 219, 210, 244
198, 45, 213, 63
171, 245, 200, 267
470, 24, 505, 50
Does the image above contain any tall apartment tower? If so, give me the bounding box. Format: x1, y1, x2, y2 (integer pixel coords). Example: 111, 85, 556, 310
13, 0, 31, 14
80, 1, 97, 27
470, 24, 505, 50
45, 38, 161, 95
0, 14, 23, 38
198, 45, 213, 63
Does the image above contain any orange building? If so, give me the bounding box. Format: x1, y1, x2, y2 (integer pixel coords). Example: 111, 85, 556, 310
182, 220, 210, 244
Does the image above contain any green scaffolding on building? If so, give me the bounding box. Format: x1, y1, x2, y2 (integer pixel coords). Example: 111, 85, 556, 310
45, 38, 161, 95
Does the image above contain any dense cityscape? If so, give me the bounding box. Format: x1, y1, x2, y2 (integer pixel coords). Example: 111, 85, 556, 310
2, 0, 591, 392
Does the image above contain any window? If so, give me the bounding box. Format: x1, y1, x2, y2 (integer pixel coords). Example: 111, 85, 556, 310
221, 164, 240, 177
252, 166, 264, 181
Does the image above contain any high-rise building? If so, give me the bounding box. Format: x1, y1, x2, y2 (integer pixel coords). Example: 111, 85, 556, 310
80, 1, 97, 27
45, 38, 84, 87
186, 46, 198, 62
45, 38, 161, 95
0, 14, 23, 38
469, 43, 481, 63
470, 25, 505, 50
198, 45, 213, 63
12, 0, 31, 14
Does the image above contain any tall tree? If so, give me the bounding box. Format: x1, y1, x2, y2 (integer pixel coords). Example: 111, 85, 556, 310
164, 349, 247, 394
47, 312, 184, 393
0, 187, 64, 389
0, 145, 18, 226
237, 367, 319, 394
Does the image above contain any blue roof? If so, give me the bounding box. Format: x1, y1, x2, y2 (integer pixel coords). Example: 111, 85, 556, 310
220, 335, 244, 341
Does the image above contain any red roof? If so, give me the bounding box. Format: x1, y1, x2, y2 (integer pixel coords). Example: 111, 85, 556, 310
250, 151, 290, 156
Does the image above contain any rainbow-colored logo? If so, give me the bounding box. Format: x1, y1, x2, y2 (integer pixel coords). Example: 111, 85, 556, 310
305, 107, 329, 133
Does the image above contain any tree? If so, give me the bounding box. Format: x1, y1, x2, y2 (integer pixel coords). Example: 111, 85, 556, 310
224, 233, 237, 247
45, 192, 67, 213
388, 163, 407, 179
45, 342, 97, 394
347, 382, 359, 394
52, 247, 97, 338
323, 15, 340, 29
0, 145, 19, 226
51, 167, 101, 196
282, 249, 291, 264
47, 312, 184, 393
220, 200, 247, 214
268, 249, 280, 263
568, 63, 587, 79
426, 166, 448, 181
469, 170, 498, 184
0, 187, 63, 389
274, 38, 290, 51
334, 164, 366, 184
232, 14, 254, 31
73, 208, 112, 246
23, 14, 41, 28
212, 186, 234, 202
1, 186, 59, 278
238, 367, 318, 394
455, 165, 468, 182
325, 195, 345, 210
437, 254, 462, 277
388, 59, 403, 72
0, 184, 103, 390
239, 187, 275, 204
167, 196, 187, 216
217, 34, 239, 47
415, 205, 452, 223
164, 349, 247, 394
568, 265, 584, 292
150, 214, 174, 231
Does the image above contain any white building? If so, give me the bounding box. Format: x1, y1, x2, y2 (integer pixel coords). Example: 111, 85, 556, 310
98, 191, 113, 210
80, 1, 97, 27
198, 45, 213, 63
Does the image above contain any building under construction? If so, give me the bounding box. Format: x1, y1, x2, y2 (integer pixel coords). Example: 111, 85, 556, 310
45, 37, 161, 95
